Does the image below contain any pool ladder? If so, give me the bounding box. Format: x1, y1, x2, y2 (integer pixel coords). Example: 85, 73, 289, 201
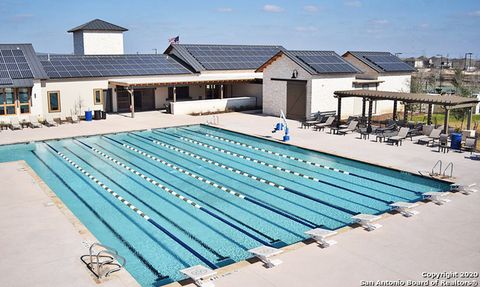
81, 243, 126, 279
431, 160, 454, 178
207, 115, 219, 125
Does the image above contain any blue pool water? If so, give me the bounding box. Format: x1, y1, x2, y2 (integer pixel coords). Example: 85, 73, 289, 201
0, 124, 451, 286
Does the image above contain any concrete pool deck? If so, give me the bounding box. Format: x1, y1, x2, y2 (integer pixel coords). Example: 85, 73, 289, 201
0, 111, 479, 287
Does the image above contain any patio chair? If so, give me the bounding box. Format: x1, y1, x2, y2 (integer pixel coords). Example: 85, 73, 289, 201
71, 113, 80, 123
407, 123, 423, 139
337, 120, 358, 135
387, 127, 409, 146
417, 128, 442, 146
314, 116, 335, 131
10, 117, 22, 130
374, 123, 397, 134
301, 113, 322, 129
29, 116, 42, 128
44, 114, 58, 127
438, 134, 450, 153
462, 138, 476, 154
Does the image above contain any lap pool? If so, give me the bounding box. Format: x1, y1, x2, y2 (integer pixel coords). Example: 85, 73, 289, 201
0, 124, 451, 286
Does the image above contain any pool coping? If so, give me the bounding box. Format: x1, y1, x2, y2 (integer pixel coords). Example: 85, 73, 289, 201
15, 159, 139, 286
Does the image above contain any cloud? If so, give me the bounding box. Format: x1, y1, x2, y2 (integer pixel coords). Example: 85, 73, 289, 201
262, 4, 284, 13
344, 0, 362, 7
295, 26, 319, 32
303, 5, 320, 13
216, 7, 233, 13
10, 13, 33, 22
468, 10, 480, 17
370, 19, 389, 25
419, 23, 430, 29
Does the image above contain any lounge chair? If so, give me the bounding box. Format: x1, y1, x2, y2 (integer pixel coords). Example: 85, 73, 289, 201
71, 114, 80, 123
59, 115, 68, 124
180, 265, 217, 287
462, 138, 476, 154
10, 117, 22, 130
314, 116, 335, 131
337, 120, 358, 135
390, 202, 419, 217
248, 246, 283, 268
301, 113, 322, 129
29, 116, 42, 128
44, 115, 58, 127
438, 134, 449, 153
304, 228, 337, 248
417, 128, 442, 146
387, 127, 409, 146
351, 214, 382, 231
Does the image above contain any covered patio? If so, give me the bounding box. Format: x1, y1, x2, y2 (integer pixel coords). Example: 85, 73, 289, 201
333, 90, 479, 133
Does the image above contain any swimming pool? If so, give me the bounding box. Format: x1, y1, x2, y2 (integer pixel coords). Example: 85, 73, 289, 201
0, 124, 451, 286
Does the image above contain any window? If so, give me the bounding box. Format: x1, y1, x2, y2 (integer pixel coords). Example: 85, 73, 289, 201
93, 89, 104, 105
168, 86, 190, 100
0, 88, 16, 115
48, 91, 61, 112
205, 85, 221, 99
18, 88, 30, 114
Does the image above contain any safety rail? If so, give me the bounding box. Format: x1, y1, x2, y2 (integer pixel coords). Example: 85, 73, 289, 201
81, 243, 126, 279
443, 162, 454, 178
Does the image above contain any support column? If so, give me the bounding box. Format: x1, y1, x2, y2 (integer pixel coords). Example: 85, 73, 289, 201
403, 103, 408, 122
128, 88, 135, 118
367, 98, 373, 133
427, 104, 432, 125
361, 97, 366, 122
467, 107, 473, 130
443, 107, 449, 134
220, 84, 224, 99
392, 100, 398, 121
173, 86, 177, 102
336, 97, 342, 128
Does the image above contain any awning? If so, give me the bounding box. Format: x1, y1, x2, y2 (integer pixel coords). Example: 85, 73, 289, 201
352, 79, 384, 84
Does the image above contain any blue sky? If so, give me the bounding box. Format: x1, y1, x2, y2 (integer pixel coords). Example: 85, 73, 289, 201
1, 0, 479, 58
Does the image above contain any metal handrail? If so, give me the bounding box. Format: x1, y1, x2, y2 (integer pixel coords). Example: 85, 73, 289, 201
87, 243, 126, 279
431, 160, 442, 176
443, 162, 454, 178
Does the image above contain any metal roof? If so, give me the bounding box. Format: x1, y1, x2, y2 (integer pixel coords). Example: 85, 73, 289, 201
38, 54, 192, 79
334, 90, 479, 106
345, 51, 414, 73
257, 50, 361, 75
164, 44, 284, 72
0, 44, 48, 87
68, 19, 128, 33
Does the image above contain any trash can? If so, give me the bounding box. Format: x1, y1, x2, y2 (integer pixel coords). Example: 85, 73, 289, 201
450, 133, 462, 150
85, 110, 93, 121
101, 111, 107, 119
94, 110, 102, 120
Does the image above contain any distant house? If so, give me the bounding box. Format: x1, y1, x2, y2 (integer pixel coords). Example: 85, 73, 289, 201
405, 56, 429, 69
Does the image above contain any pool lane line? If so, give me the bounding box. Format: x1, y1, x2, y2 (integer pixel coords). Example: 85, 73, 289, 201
72, 140, 284, 244
194, 129, 419, 198
150, 131, 382, 213
103, 135, 319, 229
139, 132, 362, 217
196, 127, 421, 195
63, 145, 230, 262
120, 137, 322, 230
81, 137, 276, 247
126, 134, 350, 228
44, 142, 219, 270
172, 130, 394, 205
31, 151, 171, 283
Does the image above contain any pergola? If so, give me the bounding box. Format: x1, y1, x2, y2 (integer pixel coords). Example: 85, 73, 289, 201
333, 90, 479, 133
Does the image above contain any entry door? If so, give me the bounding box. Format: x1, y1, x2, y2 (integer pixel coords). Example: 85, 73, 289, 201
286, 82, 307, 120
134, 91, 142, 110
104, 89, 113, 113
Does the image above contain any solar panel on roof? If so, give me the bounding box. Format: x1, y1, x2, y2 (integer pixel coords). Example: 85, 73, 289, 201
0, 78, 12, 85
352, 52, 414, 72
295, 52, 359, 74
39, 54, 191, 79
183, 45, 281, 70
0, 49, 34, 80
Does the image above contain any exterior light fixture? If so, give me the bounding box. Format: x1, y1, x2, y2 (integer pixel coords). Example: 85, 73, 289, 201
291, 69, 298, 79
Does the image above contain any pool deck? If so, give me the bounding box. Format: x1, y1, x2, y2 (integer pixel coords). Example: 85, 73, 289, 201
0, 111, 479, 287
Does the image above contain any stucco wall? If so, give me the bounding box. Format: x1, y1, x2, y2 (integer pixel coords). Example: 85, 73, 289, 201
310, 77, 356, 118
79, 31, 124, 55
171, 97, 257, 115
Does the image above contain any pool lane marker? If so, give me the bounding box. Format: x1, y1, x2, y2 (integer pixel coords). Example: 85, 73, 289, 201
81, 137, 276, 247
31, 151, 171, 283
167, 131, 393, 205
64, 145, 230, 262
108, 135, 319, 228
198, 129, 421, 195
44, 142, 218, 269
142, 133, 361, 217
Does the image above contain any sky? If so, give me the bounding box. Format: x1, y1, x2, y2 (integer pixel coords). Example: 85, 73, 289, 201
0, 0, 479, 58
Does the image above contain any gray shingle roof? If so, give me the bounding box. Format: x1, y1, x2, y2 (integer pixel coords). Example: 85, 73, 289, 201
0, 44, 48, 87
164, 44, 285, 72
345, 51, 414, 73
68, 19, 128, 33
